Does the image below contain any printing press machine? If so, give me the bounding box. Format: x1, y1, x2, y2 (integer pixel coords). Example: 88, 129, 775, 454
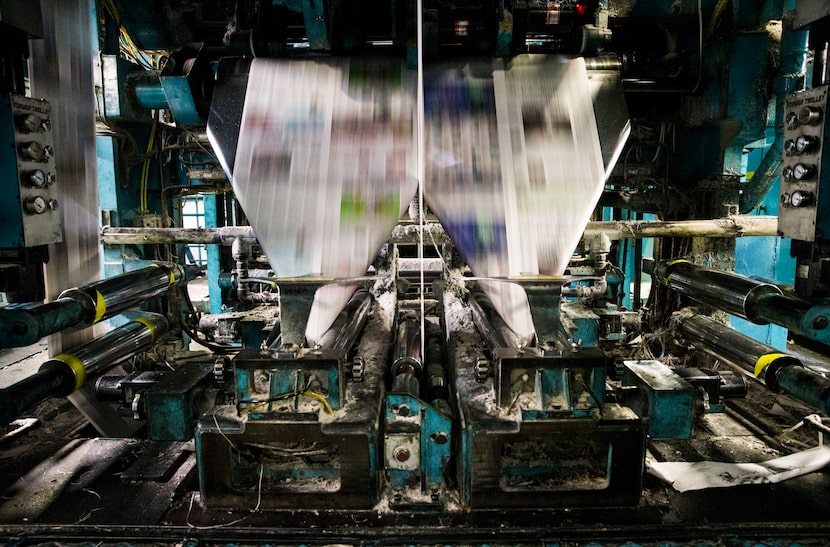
3, 0, 830, 545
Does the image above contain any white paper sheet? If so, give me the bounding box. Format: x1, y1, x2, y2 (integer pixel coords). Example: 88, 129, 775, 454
647, 445, 830, 492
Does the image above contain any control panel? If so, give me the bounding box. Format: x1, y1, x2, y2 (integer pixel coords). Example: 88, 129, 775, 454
0, 93, 62, 247
779, 85, 830, 243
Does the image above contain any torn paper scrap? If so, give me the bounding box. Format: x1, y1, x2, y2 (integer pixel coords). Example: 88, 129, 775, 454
648, 445, 830, 492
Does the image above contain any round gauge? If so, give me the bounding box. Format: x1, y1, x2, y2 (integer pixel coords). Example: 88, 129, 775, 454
795, 135, 818, 154
25, 196, 48, 215
20, 141, 44, 161
17, 114, 40, 133
791, 190, 814, 207
28, 170, 46, 188
793, 163, 815, 180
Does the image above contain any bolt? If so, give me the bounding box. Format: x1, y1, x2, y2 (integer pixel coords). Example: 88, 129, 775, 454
430, 432, 448, 444
814, 316, 829, 330
397, 404, 411, 417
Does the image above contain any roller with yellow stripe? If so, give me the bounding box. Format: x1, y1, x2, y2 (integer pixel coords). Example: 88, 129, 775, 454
675, 313, 830, 415
0, 263, 186, 349
0, 314, 168, 426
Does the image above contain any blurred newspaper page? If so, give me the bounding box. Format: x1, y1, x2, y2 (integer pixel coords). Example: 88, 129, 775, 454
232, 58, 417, 343
424, 56, 605, 345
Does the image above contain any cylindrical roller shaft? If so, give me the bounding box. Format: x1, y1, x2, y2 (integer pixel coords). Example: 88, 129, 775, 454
391, 373, 420, 398
0, 263, 184, 348
468, 291, 509, 350
676, 313, 830, 414
425, 339, 448, 402
389, 313, 423, 399
0, 315, 168, 426
60, 263, 185, 326
392, 313, 423, 378
677, 314, 799, 384
647, 258, 830, 342
317, 290, 373, 352
424, 336, 453, 416
646, 259, 782, 323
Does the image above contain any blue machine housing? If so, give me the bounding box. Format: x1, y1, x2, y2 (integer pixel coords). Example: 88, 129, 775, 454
384, 392, 452, 505
195, 347, 383, 509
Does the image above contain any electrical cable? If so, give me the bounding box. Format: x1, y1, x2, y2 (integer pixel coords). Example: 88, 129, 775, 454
691, 0, 704, 94
416, 0, 426, 361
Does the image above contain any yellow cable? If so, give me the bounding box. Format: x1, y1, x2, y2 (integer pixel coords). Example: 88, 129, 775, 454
140, 115, 158, 212
240, 391, 295, 414
240, 389, 334, 416
303, 390, 335, 416
102, 0, 120, 26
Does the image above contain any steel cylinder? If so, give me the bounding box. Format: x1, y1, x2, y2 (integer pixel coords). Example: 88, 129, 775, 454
648, 258, 830, 343
391, 373, 420, 398
468, 291, 509, 351
0, 314, 168, 426
648, 259, 783, 323
59, 263, 185, 326
677, 314, 799, 384
392, 313, 423, 378
318, 290, 373, 352
676, 313, 830, 415
0, 263, 184, 348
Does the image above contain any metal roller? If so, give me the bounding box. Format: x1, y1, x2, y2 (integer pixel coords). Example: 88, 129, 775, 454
468, 291, 509, 351
645, 258, 830, 344
674, 313, 830, 415
0, 263, 185, 348
317, 289, 373, 352
390, 313, 423, 397
0, 314, 169, 426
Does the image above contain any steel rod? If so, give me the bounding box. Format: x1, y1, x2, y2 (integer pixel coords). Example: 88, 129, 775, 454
675, 313, 830, 414
646, 258, 830, 343
0, 314, 168, 426
0, 263, 185, 348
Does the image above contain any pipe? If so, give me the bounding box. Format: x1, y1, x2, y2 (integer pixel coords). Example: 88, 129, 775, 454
0, 314, 169, 426
0, 263, 185, 348
582, 216, 779, 240
645, 258, 830, 343
101, 217, 779, 247
100, 226, 259, 245
674, 313, 830, 415
561, 277, 608, 299
317, 289, 373, 351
